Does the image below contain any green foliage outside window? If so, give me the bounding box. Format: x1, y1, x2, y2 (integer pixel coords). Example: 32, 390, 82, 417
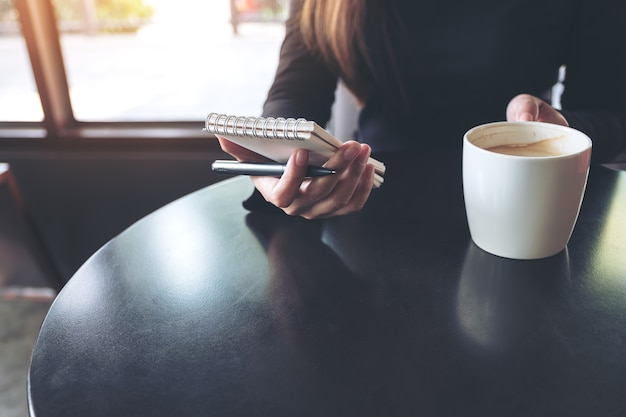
0, 0, 154, 33
0, 0, 17, 21
52, 0, 153, 22
1, 0, 153, 22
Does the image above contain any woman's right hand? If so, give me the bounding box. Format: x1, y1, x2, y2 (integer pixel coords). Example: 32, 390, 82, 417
506, 94, 569, 126
218, 137, 375, 219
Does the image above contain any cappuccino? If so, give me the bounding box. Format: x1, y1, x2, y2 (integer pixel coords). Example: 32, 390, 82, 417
486, 136, 568, 157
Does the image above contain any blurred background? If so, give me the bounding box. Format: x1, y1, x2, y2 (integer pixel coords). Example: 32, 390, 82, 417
1, 0, 288, 121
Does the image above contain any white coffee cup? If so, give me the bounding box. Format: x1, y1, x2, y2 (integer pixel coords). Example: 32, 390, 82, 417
463, 121, 592, 260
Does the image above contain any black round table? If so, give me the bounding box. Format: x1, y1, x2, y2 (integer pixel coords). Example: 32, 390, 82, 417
28, 151, 626, 416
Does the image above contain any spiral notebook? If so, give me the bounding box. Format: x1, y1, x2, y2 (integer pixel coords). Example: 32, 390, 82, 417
204, 112, 385, 188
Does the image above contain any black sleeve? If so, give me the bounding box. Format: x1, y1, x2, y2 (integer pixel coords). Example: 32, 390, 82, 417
261, 0, 339, 125
560, 0, 626, 164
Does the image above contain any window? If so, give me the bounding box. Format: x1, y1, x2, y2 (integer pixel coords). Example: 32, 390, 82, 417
57, 0, 286, 122
0, 0, 43, 122
2, 0, 287, 135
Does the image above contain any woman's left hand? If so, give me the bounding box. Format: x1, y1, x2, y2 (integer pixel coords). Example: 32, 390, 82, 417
506, 94, 569, 126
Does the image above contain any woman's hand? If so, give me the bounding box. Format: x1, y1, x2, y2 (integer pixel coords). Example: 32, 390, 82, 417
218, 137, 375, 219
506, 94, 569, 126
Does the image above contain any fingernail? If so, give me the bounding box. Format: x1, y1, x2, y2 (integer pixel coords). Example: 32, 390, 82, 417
343, 144, 360, 161
358, 145, 371, 164
295, 149, 308, 166
520, 112, 534, 121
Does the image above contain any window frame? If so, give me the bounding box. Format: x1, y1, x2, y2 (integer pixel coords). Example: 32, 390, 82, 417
1, 0, 215, 154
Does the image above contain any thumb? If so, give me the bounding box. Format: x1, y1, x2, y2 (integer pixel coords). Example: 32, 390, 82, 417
518, 111, 535, 121
506, 94, 539, 122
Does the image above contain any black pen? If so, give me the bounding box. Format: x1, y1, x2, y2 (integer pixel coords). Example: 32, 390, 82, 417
211, 160, 336, 177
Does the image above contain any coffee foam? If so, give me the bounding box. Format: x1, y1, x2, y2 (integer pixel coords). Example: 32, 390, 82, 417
486, 135, 569, 157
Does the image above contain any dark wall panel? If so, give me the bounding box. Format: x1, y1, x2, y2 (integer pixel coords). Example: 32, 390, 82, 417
8, 150, 231, 283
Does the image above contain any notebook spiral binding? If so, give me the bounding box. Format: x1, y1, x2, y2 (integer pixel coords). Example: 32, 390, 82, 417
205, 112, 308, 140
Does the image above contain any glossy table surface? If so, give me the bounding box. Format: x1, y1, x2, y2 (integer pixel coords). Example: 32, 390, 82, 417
29, 151, 626, 416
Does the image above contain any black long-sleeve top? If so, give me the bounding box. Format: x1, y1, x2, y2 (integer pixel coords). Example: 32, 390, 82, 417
262, 0, 626, 164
